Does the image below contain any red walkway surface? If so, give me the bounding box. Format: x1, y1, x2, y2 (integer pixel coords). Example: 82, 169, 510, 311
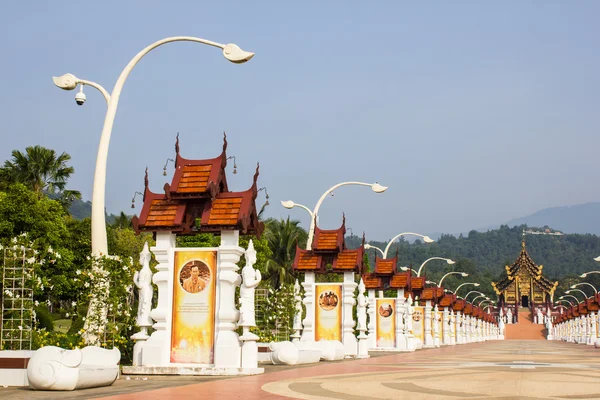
504, 310, 546, 340
97, 344, 479, 400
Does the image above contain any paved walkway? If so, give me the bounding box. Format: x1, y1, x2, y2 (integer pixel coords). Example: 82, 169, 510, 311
4, 340, 599, 399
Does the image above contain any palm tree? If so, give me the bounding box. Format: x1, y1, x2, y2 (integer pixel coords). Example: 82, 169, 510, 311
1, 145, 80, 199
111, 212, 132, 229
262, 217, 307, 288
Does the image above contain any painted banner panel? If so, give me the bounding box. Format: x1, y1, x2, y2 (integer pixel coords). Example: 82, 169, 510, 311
376, 298, 396, 347
170, 250, 217, 364
435, 311, 443, 340
412, 306, 425, 341
315, 284, 342, 341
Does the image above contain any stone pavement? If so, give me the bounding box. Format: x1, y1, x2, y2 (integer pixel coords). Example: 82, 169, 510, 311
3, 340, 599, 399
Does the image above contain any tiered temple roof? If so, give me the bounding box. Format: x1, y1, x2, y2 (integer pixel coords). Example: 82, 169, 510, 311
362, 250, 416, 292
132, 133, 264, 237
292, 217, 364, 274
491, 240, 558, 295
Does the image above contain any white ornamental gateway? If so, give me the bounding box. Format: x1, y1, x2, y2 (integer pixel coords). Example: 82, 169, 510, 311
123, 134, 266, 376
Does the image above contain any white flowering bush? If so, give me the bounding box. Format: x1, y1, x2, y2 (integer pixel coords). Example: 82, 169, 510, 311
252, 283, 296, 342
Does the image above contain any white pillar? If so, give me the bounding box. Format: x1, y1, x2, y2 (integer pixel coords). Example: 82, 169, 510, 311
214, 230, 243, 368
291, 280, 302, 342
342, 272, 358, 357
142, 231, 176, 366
367, 289, 376, 349
442, 307, 450, 346
449, 310, 456, 345
587, 314, 594, 345
300, 272, 315, 342
395, 291, 407, 351
423, 300, 434, 348
432, 305, 441, 347
596, 312, 600, 348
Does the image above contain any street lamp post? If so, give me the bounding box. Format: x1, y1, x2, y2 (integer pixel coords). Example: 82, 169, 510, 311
566, 289, 590, 299
54, 36, 254, 257
438, 272, 468, 287
471, 295, 489, 304
282, 181, 387, 250
416, 257, 455, 277
364, 232, 433, 259
571, 282, 598, 295
557, 299, 574, 307
559, 295, 580, 304
453, 282, 480, 295
400, 266, 419, 275
464, 291, 485, 301
580, 270, 600, 278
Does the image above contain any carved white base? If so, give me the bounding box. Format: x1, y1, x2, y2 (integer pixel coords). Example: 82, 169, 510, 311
357, 334, 370, 358
0, 350, 34, 387
121, 366, 264, 375
27, 346, 120, 391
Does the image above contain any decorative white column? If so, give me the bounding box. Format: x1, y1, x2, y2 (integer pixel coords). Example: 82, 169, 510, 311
395, 295, 407, 351
300, 272, 315, 342
587, 314, 594, 346
423, 300, 434, 348
342, 272, 358, 357
442, 307, 450, 346
449, 310, 456, 345
131, 242, 154, 366
367, 289, 376, 349
404, 295, 416, 351
432, 305, 441, 347
142, 231, 176, 366
214, 230, 243, 368
596, 312, 600, 348
290, 280, 303, 342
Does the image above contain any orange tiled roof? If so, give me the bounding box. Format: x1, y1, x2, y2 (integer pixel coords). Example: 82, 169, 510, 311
362, 274, 382, 289
333, 249, 360, 270
389, 273, 409, 289
316, 232, 340, 250
374, 257, 396, 275
311, 215, 346, 253
144, 200, 182, 227
177, 165, 212, 193
206, 197, 243, 226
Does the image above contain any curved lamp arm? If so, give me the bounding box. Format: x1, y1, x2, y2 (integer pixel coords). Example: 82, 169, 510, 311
400, 266, 419, 276
53, 74, 111, 103
478, 299, 493, 307
556, 299, 573, 307
581, 270, 600, 278
364, 244, 385, 258
383, 232, 433, 258
566, 289, 589, 299
416, 257, 455, 277
438, 271, 468, 287
306, 181, 387, 250
571, 282, 598, 294
464, 290, 485, 300
559, 295, 580, 304
471, 295, 488, 304
281, 201, 314, 219
454, 282, 480, 295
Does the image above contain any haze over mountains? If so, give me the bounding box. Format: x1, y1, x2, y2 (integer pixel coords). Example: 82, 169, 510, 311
427, 202, 600, 240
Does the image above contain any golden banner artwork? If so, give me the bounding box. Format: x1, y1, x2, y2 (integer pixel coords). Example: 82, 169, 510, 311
315, 284, 342, 341
412, 306, 425, 341
376, 298, 395, 347
435, 311, 443, 340
170, 250, 217, 364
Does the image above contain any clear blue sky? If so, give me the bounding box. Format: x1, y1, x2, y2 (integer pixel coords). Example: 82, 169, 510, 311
1, 1, 599, 240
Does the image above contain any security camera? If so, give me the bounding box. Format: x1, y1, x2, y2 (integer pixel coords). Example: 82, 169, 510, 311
75, 86, 86, 106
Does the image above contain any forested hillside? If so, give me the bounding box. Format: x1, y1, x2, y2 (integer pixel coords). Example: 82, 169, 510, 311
346, 224, 600, 300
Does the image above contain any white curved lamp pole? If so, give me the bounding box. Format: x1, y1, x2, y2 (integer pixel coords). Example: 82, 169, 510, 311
282, 181, 387, 250
580, 270, 600, 278
454, 282, 480, 295
438, 271, 468, 287
464, 290, 485, 301
478, 299, 493, 307
381, 232, 433, 258
425, 280, 438, 286
416, 257, 455, 277
557, 299, 574, 307
400, 266, 419, 275
594, 256, 600, 262
571, 282, 598, 295
554, 304, 568, 311
364, 244, 385, 258
471, 295, 488, 304
54, 37, 254, 256
559, 295, 580, 304
566, 289, 589, 299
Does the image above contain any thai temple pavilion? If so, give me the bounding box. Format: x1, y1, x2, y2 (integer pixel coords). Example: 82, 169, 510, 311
492, 240, 558, 310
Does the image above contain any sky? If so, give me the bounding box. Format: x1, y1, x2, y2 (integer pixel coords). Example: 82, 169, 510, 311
0, 1, 599, 241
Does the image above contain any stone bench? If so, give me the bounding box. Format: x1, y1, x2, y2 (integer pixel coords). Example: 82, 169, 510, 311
0, 350, 35, 387
27, 346, 120, 391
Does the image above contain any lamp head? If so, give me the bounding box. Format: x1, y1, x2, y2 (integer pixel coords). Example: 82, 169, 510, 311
371, 183, 388, 193
565, 290, 572, 294
400, 267, 409, 272
52, 73, 79, 90
559, 296, 565, 299
461, 272, 469, 277
423, 236, 434, 243
222, 43, 254, 64
594, 256, 600, 262
281, 200, 295, 209
446, 259, 455, 265
580, 273, 587, 278
570, 285, 577, 289
364, 244, 372, 249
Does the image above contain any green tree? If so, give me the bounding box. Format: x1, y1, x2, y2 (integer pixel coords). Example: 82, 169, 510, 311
0, 145, 81, 202
262, 217, 307, 288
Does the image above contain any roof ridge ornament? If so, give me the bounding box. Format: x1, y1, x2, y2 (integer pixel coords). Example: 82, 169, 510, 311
175, 132, 180, 155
